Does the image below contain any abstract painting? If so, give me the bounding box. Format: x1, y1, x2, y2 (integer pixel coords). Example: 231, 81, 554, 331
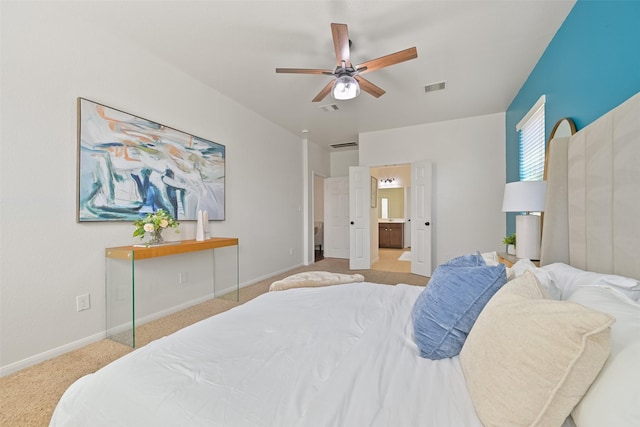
77, 98, 225, 222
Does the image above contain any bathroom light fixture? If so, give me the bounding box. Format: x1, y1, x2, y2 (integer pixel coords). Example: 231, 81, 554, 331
332, 75, 360, 100
380, 178, 395, 184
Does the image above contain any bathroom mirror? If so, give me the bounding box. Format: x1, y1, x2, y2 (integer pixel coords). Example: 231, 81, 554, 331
378, 188, 404, 218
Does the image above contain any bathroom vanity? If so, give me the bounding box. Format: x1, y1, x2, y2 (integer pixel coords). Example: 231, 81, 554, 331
379, 220, 404, 249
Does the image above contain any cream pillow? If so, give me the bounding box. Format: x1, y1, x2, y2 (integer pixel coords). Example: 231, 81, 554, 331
460, 271, 614, 427
269, 271, 364, 291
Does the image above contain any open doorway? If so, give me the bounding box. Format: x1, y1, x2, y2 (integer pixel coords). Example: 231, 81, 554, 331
320, 161, 431, 275
370, 164, 411, 273
313, 173, 325, 262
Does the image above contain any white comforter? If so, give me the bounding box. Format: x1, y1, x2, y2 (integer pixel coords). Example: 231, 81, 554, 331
50, 283, 482, 427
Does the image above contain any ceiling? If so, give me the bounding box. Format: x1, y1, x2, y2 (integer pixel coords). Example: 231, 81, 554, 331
77, 0, 576, 149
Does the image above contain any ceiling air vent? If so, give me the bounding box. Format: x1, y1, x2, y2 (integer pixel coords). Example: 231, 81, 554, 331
330, 141, 358, 149
424, 81, 446, 93
319, 104, 339, 112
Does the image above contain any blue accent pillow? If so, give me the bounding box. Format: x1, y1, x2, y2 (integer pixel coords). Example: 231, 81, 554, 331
413, 262, 507, 359
442, 252, 486, 267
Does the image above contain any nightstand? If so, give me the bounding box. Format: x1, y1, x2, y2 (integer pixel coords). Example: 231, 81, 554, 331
497, 252, 540, 267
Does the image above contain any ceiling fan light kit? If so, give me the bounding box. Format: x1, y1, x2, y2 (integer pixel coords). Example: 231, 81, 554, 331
276, 23, 417, 102
332, 75, 360, 100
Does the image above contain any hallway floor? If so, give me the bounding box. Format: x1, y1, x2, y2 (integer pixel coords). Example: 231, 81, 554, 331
371, 248, 412, 273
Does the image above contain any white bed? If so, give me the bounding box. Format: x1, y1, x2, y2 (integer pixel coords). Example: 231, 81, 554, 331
49, 265, 640, 427
50, 282, 482, 427
51, 93, 640, 426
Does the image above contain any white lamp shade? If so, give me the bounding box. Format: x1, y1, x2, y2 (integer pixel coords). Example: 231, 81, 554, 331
332, 75, 360, 100
502, 181, 547, 213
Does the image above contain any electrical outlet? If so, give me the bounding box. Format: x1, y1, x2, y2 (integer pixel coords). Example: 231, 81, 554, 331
76, 294, 90, 312
179, 272, 188, 285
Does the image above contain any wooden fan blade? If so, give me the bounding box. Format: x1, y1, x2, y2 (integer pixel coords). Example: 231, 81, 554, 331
312, 80, 335, 102
331, 23, 351, 67
356, 47, 417, 74
276, 68, 333, 75
355, 75, 385, 98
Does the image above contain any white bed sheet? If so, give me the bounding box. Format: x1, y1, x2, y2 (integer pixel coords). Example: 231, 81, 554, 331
50, 282, 482, 427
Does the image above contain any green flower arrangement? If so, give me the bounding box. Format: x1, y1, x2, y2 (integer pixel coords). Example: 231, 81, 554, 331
502, 233, 516, 246
502, 233, 516, 255
133, 209, 179, 244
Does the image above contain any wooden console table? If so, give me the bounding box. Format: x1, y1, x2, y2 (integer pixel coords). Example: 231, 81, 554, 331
105, 238, 238, 347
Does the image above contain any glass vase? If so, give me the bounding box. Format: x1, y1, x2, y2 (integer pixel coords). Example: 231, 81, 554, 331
148, 229, 164, 245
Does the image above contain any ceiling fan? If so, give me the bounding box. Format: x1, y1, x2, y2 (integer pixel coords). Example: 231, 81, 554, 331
276, 23, 418, 102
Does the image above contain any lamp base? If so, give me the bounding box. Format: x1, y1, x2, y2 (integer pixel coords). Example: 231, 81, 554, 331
515, 214, 541, 261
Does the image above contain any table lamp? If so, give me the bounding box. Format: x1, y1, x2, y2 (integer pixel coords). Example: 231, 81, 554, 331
502, 181, 547, 260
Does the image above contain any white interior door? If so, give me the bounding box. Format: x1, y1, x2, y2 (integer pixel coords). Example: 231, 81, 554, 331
404, 186, 412, 248
349, 166, 371, 270
411, 161, 433, 276
323, 177, 349, 259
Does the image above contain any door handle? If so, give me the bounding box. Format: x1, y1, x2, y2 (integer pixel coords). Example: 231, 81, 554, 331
425, 222, 430, 226
350, 221, 354, 225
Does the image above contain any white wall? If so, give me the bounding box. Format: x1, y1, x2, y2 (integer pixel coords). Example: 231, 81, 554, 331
330, 149, 359, 177
359, 113, 506, 267
0, 3, 303, 374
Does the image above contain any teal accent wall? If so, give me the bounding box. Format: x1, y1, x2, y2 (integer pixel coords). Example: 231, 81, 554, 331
505, 0, 640, 234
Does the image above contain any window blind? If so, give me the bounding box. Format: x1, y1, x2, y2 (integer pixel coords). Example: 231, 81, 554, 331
517, 98, 545, 181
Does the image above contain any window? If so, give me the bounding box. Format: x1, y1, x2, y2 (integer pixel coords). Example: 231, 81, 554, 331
381, 198, 389, 219
516, 95, 546, 181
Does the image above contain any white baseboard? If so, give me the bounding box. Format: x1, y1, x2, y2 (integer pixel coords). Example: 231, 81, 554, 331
0, 331, 106, 378
239, 263, 304, 288
136, 293, 217, 327
1, 265, 304, 377
106, 293, 219, 339
3, 293, 222, 377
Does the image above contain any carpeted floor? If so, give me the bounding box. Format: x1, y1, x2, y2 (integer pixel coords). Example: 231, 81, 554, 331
0, 258, 426, 427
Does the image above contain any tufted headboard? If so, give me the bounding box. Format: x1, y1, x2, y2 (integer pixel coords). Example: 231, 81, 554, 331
540, 92, 640, 280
